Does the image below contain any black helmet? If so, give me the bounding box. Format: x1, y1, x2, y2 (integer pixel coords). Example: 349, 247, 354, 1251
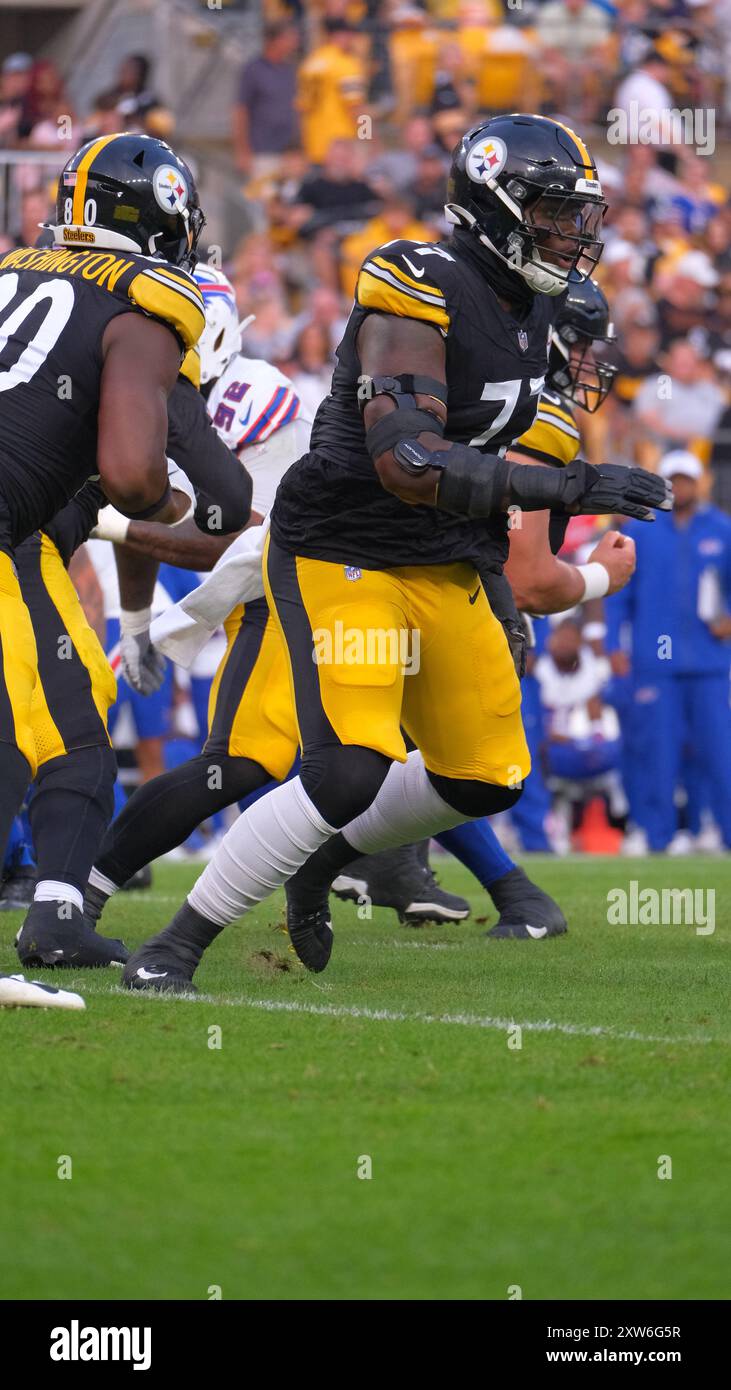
549, 278, 617, 413
49, 132, 205, 270
446, 113, 606, 297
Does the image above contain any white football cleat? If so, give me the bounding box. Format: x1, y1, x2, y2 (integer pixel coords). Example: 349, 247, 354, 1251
695, 819, 722, 854
667, 830, 694, 857
621, 826, 649, 857
0, 972, 86, 1010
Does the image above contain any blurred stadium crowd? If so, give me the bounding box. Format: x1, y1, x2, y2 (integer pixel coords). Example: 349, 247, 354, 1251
1, 0, 730, 860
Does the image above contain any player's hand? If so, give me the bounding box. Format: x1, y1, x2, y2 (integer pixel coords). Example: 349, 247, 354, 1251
587, 530, 636, 595
574, 463, 673, 522
119, 608, 166, 695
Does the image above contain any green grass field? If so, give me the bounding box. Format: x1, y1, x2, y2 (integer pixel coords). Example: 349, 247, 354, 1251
1, 854, 729, 1302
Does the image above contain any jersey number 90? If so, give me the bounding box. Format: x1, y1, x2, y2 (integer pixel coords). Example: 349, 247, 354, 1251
0, 273, 74, 394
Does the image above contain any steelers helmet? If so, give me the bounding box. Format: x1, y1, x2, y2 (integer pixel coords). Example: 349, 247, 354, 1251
192, 264, 250, 384
549, 278, 617, 413
446, 114, 606, 296
49, 132, 205, 270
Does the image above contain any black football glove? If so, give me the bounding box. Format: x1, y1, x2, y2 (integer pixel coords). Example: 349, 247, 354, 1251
404, 437, 673, 523
510, 458, 673, 522
571, 461, 673, 521
511, 461, 675, 522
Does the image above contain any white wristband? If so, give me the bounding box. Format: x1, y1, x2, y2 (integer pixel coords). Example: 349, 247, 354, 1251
120, 606, 152, 637
583, 621, 607, 642
91, 504, 130, 544
577, 562, 610, 601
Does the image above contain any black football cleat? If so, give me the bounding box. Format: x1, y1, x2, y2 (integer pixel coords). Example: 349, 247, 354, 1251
16, 901, 130, 968
284, 878, 334, 973
485, 866, 568, 940
332, 842, 470, 926
122, 941, 197, 994
0, 866, 36, 912
120, 864, 152, 892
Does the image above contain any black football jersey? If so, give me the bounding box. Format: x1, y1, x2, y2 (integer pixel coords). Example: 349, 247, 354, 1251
271, 236, 556, 570
0, 243, 204, 550
41, 478, 107, 566
32, 370, 250, 575
166, 375, 252, 536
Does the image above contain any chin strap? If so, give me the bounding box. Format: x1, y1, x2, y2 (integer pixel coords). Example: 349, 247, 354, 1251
450, 219, 568, 299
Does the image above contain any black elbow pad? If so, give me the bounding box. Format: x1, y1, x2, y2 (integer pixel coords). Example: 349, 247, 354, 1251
365, 407, 445, 462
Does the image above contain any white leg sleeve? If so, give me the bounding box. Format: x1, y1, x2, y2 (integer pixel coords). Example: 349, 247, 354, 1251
343, 750, 470, 854
189, 776, 336, 926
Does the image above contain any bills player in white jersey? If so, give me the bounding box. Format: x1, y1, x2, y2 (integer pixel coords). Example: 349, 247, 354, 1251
84, 266, 315, 915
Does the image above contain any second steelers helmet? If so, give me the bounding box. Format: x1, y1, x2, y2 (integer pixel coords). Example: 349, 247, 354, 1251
50, 132, 205, 270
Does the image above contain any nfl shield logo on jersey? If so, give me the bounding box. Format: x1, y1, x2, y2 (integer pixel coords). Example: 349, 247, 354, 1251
344, 566, 362, 581
518, 329, 529, 352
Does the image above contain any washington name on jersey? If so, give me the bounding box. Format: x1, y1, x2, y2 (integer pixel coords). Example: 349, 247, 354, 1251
0, 243, 204, 549
271, 235, 556, 571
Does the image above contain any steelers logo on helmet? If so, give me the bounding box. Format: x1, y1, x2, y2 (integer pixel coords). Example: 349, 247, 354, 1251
153, 164, 189, 214
465, 135, 507, 185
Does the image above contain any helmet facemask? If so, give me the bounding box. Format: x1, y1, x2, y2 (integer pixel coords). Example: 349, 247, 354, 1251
147, 202, 206, 270
550, 324, 617, 412
514, 186, 607, 296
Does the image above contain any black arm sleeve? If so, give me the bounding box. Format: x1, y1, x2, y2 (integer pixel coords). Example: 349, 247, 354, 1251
42, 479, 107, 566
166, 376, 253, 536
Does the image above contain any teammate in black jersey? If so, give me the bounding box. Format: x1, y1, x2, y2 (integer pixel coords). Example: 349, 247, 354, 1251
120, 115, 670, 992
0, 131, 251, 967
8, 306, 250, 967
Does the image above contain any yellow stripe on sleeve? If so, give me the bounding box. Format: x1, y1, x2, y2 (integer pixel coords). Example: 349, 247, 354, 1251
128, 269, 205, 350
370, 255, 442, 299
180, 346, 201, 389
357, 269, 449, 333
517, 416, 579, 467
537, 400, 579, 431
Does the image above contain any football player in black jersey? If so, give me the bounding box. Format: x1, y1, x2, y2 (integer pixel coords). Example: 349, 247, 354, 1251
504, 276, 628, 614
119, 115, 671, 991
6, 355, 251, 970
334, 278, 634, 940
0, 132, 251, 968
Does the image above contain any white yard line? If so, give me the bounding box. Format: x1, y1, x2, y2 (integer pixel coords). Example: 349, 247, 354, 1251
83, 982, 715, 1046
347, 938, 458, 950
